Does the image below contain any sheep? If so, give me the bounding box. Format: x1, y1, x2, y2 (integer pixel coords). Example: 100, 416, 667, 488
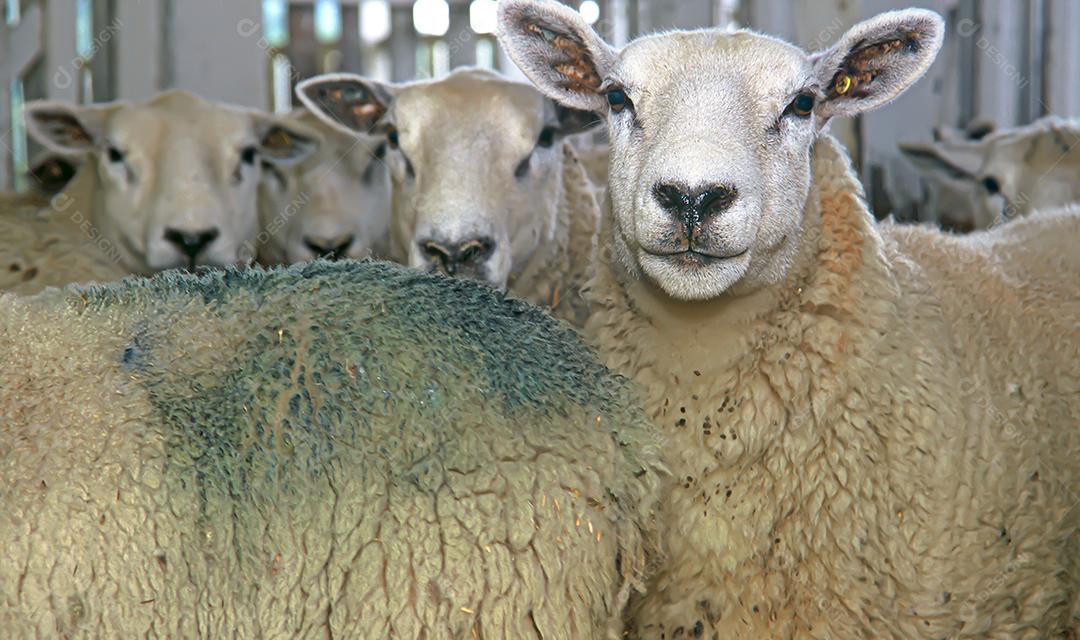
255, 108, 392, 264
1, 152, 122, 295
498, 2, 1080, 638
0, 205, 127, 295
900, 116, 1080, 230
0, 259, 663, 638
23, 90, 319, 275
296, 67, 603, 327
896, 139, 989, 232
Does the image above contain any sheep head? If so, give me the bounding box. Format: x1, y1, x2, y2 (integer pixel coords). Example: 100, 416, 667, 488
25, 91, 319, 274
498, 1, 943, 301
901, 117, 1080, 229
256, 108, 392, 264
298, 67, 600, 291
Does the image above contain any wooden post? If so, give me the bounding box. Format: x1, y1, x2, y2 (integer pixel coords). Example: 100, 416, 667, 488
45, 0, 79, 103
389, 0, 416, 82
0, 1, 43, 190
447, 0, 474, 70
113, 0, 164, 101
1045, 0, 1080, 118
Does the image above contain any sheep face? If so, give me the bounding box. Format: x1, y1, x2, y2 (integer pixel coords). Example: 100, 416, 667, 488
257, 111, 392, 264
25, 91, 317, 274
600, 32, 819, 301
298, 68, 598, 290
498, 1, 944, 301
902, 119, 1080, 229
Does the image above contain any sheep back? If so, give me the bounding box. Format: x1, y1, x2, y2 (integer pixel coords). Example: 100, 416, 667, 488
0, 260, 661, 639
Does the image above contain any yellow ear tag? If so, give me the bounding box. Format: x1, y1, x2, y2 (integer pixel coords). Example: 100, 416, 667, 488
835, 74, 852, 95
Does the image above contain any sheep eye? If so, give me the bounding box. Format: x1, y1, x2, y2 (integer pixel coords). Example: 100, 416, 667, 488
240, 146, 258, 165
387, 127, 400, 149
787, 93, 815, 118
537, 127, 556, 148
607, 88, 630, 113
981, 176, 1001, 194
107, 146, 125, 163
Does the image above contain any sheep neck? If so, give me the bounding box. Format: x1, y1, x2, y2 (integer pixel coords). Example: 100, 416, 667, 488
591, 133, 908, 631
507, 143, 599, 326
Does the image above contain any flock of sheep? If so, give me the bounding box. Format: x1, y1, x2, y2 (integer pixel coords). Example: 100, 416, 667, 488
2, 1, 1078, 638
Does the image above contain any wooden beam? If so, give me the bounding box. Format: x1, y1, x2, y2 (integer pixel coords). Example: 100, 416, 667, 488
45, 0, 79, 103
1, 3, 43, 190
113, 0, 163, 101
447, 0, 474, 70
389, 1, 415, 82
1045, 0, 1080, 118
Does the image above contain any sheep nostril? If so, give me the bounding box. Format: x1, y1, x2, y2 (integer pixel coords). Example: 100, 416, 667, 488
456, 237, 494, 266
420, 240, 454, 274
652, 183, 693, 215
421, 240, 451, 261
697, 185, 738, 220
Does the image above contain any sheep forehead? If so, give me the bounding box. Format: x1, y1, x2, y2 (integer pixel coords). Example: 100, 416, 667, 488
618, 30, 813, 127
109, 97, 254, 169
393, 72, 548, 158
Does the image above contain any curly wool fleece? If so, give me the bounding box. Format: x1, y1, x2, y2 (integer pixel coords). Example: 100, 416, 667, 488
0, 260, 662, 639
0, 207, 128, 295
586, 135, 1080, 639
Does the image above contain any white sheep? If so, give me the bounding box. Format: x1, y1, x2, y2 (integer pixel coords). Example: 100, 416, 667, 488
499, 2, 1080, 638
23, 90, 319, 275
901, 116, 1080, 230
297, 67, 603, 326
255, 108, 392, 264
0, 260, 663, 638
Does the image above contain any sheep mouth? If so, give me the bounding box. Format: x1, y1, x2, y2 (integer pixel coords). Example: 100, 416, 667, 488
646, 248, 748, 265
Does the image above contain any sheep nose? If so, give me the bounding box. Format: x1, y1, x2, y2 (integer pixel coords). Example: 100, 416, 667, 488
652, 182, 739, 228
419, 237, 495, 276
303, 234, 354, 260
164, 227, 220, 259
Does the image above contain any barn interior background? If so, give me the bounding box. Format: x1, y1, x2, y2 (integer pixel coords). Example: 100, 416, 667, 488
2, 0, 1078, 222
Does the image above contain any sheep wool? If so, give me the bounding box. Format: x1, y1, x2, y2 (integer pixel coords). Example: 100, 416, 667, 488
1, 260, 662, 639
0, 206, 128, 295
585, 135, 1080, 639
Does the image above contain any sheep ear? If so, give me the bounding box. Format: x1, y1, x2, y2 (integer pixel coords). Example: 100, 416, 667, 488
254, 115, 320, 167
899, 142, 981, 181
811, 9, 944, 119
24, 101, 116, 155
497, 0, 617, 113
296, 73, 397, 137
